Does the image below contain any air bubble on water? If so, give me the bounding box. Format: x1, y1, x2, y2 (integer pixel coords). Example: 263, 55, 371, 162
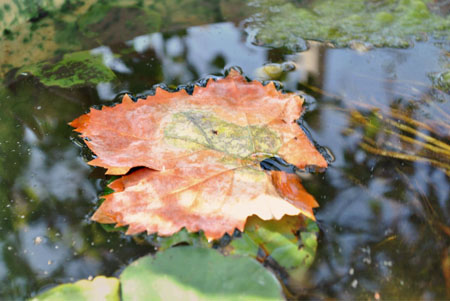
361, 246, 371, 254
34, 236, 43, 245
363, 257, 372, 265
281, 61, 296, 72
322, 146, 335, 163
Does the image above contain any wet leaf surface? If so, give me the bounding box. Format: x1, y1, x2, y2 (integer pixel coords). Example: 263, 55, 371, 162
71, 69, 327, 239
225, 215, 318, 270
34, 246, 284, 301
31, 276, 119, 301
120, 246, 284, 301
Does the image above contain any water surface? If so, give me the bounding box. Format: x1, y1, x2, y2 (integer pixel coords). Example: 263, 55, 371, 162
0, 2, 449, 300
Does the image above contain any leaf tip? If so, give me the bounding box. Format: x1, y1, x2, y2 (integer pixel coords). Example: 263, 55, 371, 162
122, 94, 134, 104
226, 67, 243, 77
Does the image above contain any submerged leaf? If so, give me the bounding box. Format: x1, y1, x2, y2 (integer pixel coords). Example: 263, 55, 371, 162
71, 69, 327, 239
31, 276, 120, 301
226, 215, 319, 270
120, 246, 284, 301
156, 228, 210, 251
32, 247, 283, 301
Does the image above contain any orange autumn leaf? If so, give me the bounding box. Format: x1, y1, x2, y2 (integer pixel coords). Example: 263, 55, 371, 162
71, 69, 327, 239
92, 157, 319, 239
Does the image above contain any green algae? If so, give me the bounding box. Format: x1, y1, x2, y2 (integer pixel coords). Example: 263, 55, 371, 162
429, 50, 450, 93
429, 48, 450, 92
0, 0, 220, 76
17, 50, 117, 88
429, 70, 450, 93
249, 0, 450, 50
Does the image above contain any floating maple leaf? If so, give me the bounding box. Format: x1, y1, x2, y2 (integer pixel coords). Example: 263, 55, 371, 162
70, 69, 327, 239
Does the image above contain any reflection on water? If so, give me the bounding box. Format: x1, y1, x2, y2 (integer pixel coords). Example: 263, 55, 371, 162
0, 19, 449, 300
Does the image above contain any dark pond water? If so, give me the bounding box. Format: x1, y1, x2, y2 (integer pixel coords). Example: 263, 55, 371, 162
0, 1, 449, 300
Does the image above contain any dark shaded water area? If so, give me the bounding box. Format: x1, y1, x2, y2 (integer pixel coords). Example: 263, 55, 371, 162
0, 3, 449, 300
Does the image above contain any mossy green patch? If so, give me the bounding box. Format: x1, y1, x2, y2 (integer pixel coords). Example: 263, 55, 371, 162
17, 50, 117, 88
429, 51, 450, 93
430, 70, 450, 93
249, 0, 450, 50
0, 0, 223, 76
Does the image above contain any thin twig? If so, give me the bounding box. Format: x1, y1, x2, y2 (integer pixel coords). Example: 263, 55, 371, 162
360, 142, 450, 176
